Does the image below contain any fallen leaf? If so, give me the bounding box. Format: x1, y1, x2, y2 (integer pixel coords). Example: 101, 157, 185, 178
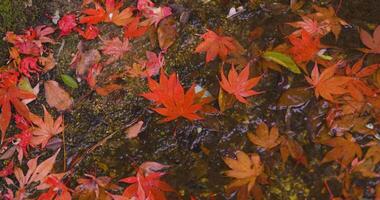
360, 25, 380, 54
320, 134, 362, 167
277, 87, 312, 108
262, 51, 300, 74
29, 106, 64, 148
125, 121, 144, 139
157, 17, 177, 51
280, 137, 307, 166
44, 80, 73, 111
305, 62, 351, 102
100, 37, 130, 65
248, 123, 282, 150
223, 151, 264, 192
195, 29, 244, 63
219, 64, 262, 104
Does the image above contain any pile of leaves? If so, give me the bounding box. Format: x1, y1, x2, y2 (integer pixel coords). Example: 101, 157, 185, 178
0, 0, 379, 199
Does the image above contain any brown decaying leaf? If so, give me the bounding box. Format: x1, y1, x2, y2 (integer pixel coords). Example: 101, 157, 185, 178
157, 17, 177, 51
44, 80, 73, 111
320, 134, 362, 167
38, 53, 56, 72
248, 123, 281, 150
280, 137, 307, 166
277, 87, 312, 108
218, 87, 236, 112
223, 151, 263, 193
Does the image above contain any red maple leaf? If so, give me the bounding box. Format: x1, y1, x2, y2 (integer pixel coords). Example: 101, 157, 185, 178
0, 70, 35, 142
124, 17, 149, 39
80, 0, 134, 26
305, 62, 351, 102
219, 64, 262, 104
15, 41, 41, 56
195, 29, 243, 63
24, 25, 55, 44
116, 166, 173, 200
288, 29, 320, 63
0, 161, 14, 177
141, 71, 205, 122
80, 3, 106, 25
344, 58, 379, 101
100, 37, 130, 64
59, 14, 78, 37
37, 174, 72, 200
76, 24, 99, 40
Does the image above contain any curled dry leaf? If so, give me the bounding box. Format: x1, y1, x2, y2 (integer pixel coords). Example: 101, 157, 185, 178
44, 80, 73, 111
38, 53, 56, 72
248, 123, 282, 150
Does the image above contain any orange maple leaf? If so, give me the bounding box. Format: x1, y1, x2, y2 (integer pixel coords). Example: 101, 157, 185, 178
288, 29, 320, 63
0, 70, 35, 142
305, 63, 351, 102
141, 71, 205, 122
223, 151, 264, 193
321, 134, 362, 167
29, 106, 64, 148
248, 123, 282, 150
345, 58, 379, 101
219, 64, 262, 104
195, 29, 243, 63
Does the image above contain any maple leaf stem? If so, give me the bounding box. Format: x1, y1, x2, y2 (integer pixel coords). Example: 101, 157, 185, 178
323, 180, 335, 199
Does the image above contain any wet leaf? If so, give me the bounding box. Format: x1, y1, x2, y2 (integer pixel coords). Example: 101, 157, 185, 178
248, 123, 281, 150
219, 64, 262, 104
157, 17, 177, 51
61, 74, 79, 89
223, 151, 264, 193
195, 29, 244, 63
305, 63, 351, 102
44, 80, 73, 111
218, 87, 236, 112
360, 25, 380, 54
280, 137, 307, 166
320, 134, 362, 167
277, 87, 312, 108
262, 51, 300, 74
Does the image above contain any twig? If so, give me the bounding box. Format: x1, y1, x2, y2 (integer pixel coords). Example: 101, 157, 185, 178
62, 116, 67, 172
56, 40, 65, 60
